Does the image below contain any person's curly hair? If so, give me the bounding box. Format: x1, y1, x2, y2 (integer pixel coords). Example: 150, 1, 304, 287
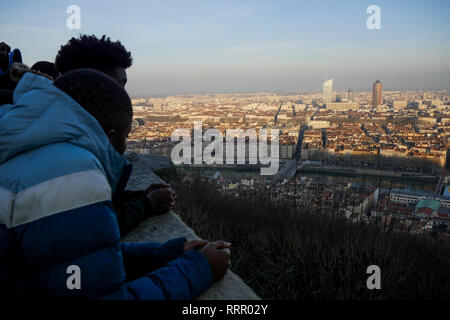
31, 61, 60, 80
55, 35, 133, 74
53, 68, 132, 131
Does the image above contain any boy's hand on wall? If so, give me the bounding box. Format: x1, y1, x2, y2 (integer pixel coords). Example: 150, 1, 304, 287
183, 239, 208, 252
146, 187, 176, 214
199, 241, 232, 281
209, 240, 231, 249
144, 183, 174, 195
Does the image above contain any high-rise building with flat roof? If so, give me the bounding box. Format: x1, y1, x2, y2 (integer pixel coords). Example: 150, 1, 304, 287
348, 88, 355, 102
372, 80, 382, 107
323, 79, 333, 103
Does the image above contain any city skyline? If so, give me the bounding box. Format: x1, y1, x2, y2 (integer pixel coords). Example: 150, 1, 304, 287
1, 0, 450, 96
132, 85, 448, 99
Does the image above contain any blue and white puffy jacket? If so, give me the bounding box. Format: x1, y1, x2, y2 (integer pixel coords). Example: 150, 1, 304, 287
0, 73, 213, 299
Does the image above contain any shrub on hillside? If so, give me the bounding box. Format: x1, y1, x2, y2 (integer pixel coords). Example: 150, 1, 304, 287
173, 173, 450, 299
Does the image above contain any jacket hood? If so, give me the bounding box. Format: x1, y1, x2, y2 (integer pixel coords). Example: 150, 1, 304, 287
8, 62, 53, 83
0, 72, 127, 192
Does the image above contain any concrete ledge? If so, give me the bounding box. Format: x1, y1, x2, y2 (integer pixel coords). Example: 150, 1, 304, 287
122, 153, 260, 300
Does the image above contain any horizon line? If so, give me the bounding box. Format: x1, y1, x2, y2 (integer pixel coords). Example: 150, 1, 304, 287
130, 87, 450, 99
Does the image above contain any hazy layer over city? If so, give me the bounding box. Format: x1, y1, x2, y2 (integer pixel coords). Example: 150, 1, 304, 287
1, 0, 450, 97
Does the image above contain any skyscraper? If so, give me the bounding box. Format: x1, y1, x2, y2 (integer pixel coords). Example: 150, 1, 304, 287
348, 88, 355, 102
372, 80, 382, 107
323, 79, 333, 103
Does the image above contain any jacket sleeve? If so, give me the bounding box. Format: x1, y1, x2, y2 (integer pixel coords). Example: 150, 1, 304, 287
113, 191, 158, 237
124, 249, 214, 300
121, 238, 186, 281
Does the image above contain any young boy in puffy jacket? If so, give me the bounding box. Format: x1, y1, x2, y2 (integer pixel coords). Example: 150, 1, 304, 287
54, 34, 180, 237
0, 69, 231, 299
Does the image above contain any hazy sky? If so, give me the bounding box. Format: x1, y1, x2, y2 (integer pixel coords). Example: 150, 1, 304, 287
1, 0, 449, 97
